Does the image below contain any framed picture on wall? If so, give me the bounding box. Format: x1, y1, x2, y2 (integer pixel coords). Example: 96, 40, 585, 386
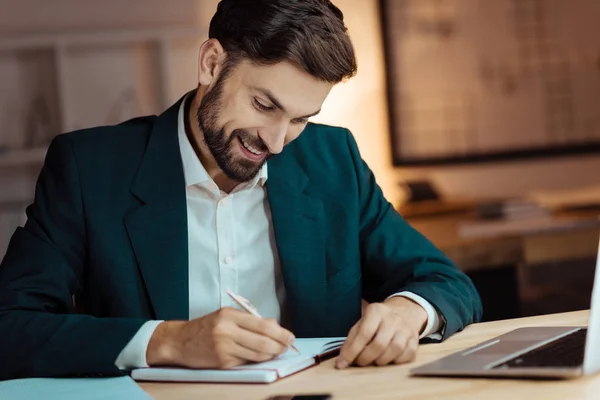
379, 0, 600, 166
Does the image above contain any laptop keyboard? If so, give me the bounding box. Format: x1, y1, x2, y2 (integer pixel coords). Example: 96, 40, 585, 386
493, 329, 587, 369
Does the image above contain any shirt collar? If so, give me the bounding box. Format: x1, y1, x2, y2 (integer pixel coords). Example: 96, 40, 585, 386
177, 93, 268, 189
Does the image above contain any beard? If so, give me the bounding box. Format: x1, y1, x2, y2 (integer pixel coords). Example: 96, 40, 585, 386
196, 78, 270, 183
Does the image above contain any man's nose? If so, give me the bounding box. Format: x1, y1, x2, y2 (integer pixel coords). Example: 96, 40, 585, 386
259, 121, 288, 154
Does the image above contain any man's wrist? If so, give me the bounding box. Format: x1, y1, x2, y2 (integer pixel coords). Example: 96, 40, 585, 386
146, 320, 186, 366
383, 296, 428, 334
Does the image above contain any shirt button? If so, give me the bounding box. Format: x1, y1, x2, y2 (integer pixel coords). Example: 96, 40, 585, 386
221, 199, 228, 207
224, 256, 232, 264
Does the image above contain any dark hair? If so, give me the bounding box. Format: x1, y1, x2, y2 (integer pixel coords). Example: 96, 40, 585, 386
208, 0, 357, 83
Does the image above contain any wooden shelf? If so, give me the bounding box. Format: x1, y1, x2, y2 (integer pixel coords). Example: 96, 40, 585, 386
0, 148, 47, 168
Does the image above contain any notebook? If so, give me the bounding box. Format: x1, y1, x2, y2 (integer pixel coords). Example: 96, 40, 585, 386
131, 337, 346, 384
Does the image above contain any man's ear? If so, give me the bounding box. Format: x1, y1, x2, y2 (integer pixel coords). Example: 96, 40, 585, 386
197, 38, 225, 88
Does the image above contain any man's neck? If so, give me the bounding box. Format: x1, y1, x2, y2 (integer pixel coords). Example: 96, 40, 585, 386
184, 90, 240, 194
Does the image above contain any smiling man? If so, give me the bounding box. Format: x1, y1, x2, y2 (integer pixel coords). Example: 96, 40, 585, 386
0, 0, 481, 379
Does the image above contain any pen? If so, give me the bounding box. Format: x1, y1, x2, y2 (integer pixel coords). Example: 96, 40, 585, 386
226, 290, 300, 354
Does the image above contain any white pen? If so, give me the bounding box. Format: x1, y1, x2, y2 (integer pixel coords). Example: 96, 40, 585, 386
226, 290, 300, 353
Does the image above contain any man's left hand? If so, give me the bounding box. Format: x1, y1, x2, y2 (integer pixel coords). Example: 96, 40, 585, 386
336, 297, 428, 368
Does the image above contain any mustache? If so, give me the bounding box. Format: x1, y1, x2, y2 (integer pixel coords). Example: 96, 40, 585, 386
232, 129, 269, 153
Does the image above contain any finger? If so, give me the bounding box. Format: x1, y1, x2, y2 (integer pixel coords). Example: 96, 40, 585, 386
335, 322, 359, 369
235, 314, 295, 347
215, 355, 245, 370
233, 325, 289, 356
342, 322, 360, 352
354, 318, 396, 366
340, 323, 359, 354
392, 334, 419, 365
230, 342, 278, 364
375, 331, 409, 366
338, 305, 383, 368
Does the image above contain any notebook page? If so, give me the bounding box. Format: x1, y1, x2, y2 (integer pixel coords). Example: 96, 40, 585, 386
232, 338, 346, 375
292, 337, 346, 357
232, 350, 312, 370
232, 353, 316, 379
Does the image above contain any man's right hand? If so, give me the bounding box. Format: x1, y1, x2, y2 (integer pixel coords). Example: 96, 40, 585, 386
146, 307, 295, 369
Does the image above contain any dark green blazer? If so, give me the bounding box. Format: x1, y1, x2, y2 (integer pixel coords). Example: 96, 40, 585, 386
0, 96, 481, 380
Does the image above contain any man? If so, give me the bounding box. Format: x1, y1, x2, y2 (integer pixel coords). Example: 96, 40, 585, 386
0, 0, 481, 380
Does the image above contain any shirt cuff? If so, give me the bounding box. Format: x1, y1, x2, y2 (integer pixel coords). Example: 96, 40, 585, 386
387, 291, 444, 340
114, 320, 164, 370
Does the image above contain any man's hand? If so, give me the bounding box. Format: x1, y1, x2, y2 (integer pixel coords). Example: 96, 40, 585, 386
146, 307, 295, 369
336, 297, 428, 368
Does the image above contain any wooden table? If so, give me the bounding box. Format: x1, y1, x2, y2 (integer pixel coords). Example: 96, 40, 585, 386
140, 310, 596, 400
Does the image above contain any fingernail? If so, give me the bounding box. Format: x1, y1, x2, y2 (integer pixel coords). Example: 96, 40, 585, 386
336, 358, 347, 369
288, 335, 296, 345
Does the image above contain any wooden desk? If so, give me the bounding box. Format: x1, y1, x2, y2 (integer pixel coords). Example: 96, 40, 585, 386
140, 310, 596, 400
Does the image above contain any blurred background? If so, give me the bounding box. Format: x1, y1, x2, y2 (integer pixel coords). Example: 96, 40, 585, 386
1, 0, 600, 322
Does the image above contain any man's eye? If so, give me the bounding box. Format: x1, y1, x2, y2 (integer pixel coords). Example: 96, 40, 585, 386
254, 99, 274, 112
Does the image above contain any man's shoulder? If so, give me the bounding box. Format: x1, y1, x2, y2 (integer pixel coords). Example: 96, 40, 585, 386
60, 115, 157, 149
291, 122, 353, 156
47, 115, 158, 180
282, 122, 359, 178
300, 122, 350, 141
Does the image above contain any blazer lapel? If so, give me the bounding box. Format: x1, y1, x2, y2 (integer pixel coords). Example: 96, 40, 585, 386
124, 98, 189, 321
267, 153, 328, 337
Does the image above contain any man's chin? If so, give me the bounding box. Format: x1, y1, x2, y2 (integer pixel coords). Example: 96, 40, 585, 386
222, 161, 264, 183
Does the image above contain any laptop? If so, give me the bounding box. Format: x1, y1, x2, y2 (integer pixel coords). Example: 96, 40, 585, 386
411, 239, 600, 379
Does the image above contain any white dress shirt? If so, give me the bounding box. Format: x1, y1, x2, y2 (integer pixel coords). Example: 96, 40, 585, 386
115, 96, 442, 369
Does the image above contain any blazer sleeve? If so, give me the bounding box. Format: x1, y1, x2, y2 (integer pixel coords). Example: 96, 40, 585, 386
0, 134, 148, 380
344, 130, 483, 340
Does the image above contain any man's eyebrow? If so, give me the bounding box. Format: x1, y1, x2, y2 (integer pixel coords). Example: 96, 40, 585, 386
298, 109, 321, 119
252, 87, 320, 119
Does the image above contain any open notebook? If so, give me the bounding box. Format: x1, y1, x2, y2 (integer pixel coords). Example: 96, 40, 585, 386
131, 337, 346, 384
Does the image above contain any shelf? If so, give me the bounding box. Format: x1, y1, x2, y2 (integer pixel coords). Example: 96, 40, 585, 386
0, 148, 47, 168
